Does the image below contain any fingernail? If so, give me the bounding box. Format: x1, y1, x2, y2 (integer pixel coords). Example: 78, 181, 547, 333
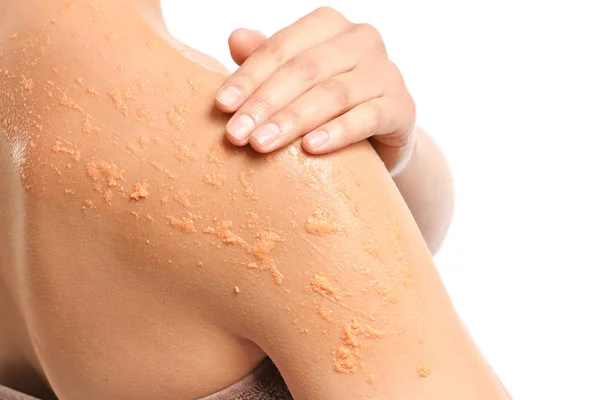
216, 85, 241, 107
305, 130, 329, 149
252, 123, 280, 147
227, 114, 255, 141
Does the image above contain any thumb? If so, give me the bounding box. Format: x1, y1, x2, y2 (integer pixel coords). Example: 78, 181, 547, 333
228, 28, 268, 66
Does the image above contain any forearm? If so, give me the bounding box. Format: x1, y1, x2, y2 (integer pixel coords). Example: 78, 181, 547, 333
372, 126, 454, 254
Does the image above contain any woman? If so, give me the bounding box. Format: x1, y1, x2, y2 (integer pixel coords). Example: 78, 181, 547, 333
0, 0, 506, 399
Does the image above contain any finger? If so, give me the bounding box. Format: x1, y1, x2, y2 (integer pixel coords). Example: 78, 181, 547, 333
228, 28, 268, 66
225, 24, 386, 146
301, 95, 413, 155
246, 63, 388, 152
214, 6, 350, 112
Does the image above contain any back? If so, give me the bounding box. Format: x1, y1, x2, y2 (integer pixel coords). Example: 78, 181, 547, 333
0, 1, 268, 398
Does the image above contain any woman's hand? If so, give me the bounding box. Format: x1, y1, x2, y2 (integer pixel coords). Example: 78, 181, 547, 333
214, 6, 416, 173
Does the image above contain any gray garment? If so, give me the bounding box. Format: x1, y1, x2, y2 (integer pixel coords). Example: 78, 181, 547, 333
0, 385, 39, 400
0, 358, 292, 400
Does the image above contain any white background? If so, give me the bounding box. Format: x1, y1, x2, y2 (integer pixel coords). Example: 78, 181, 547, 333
162, 1, 600, 398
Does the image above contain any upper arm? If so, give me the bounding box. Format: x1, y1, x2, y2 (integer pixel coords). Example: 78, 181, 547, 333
185, 140, 502, 399
206, 143, 434, 398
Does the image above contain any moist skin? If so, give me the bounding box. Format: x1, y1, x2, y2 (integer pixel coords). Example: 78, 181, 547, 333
129, 181, 149, 200
305, 209, 339, 235
333, 318, 383, 374
417, 363, 432, 378
0, 2, 440, 396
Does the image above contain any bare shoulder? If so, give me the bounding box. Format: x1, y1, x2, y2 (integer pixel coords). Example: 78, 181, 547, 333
1, 3, 507, 399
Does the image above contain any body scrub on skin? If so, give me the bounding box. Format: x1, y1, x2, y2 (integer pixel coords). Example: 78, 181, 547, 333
129, 182, 149, 200
305, 209, 339, 236
333, 318, 383, 374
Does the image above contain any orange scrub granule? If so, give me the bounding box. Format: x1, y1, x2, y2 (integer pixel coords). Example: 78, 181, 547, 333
332, 318, 383, 374
137, 105, 155, 123
310, 274, 340, 302
167, 215, 197, 234
239, 171, 258, 200
51, 140, 81, 161
173, 191, 191, 208
242, 212, 259, 229
251, 230, 282, 261
175, 143, 196, 162
59, 94, 80, 111
318, 305, 334, 322
138, 136, 150, 146
81, 115, 94, 134
166, 104, 186, 131
417, 363, 432, 378
202, 219, 245, 246
365, 280, 399, 304
108, 88, 129, 115
202, 172, 224, 189
21, 76, 34, 91
85, 159, 124, 189
129, 182, 149, 200
364, 241, 382, 260
207, 142, 226, 166
305, 209, 338, 235
146, 40, 160, 51
188, 78, 203, 97
332, 346, 360, 374
82, 199, 96, 209
86, 87, 99, 96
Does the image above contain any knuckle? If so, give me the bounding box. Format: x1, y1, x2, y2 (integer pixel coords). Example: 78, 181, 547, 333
314, 6, 346, 21
245, 95, 274, 120
277, 108, 302, 129
364, 102, 384, 134
393, 63, 409, 90
388, 60, 403, 79
319, 78, 350, 107
226, 73, 255, 96
285, 55, 320, 82
336, 117, 352, 138
385, 61, 408, 93
356, 23, 379, 37
354, 23, 386, 51
407, 94, 417, 124
258, 36, 288, 65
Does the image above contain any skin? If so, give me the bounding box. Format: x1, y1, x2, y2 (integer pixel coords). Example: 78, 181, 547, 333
220, 16, 453, 254
215, 11, 417, 155
0, 1, 507, 399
